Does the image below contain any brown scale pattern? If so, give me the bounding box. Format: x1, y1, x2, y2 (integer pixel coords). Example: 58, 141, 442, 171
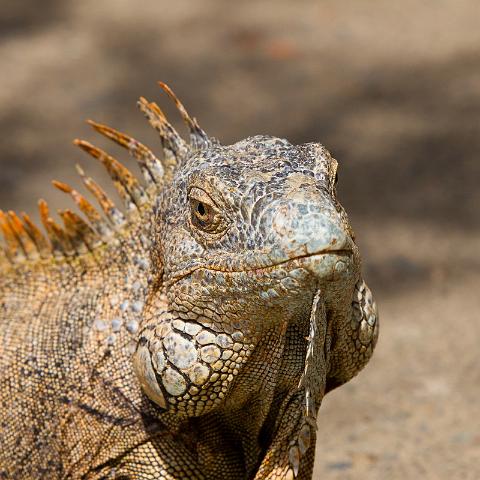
0, 83, 378, 479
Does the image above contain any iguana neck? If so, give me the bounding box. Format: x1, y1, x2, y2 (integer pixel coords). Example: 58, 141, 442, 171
145, 323, 308, 479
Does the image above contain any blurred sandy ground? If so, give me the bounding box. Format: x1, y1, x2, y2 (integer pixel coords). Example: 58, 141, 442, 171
0, 1, 479, 478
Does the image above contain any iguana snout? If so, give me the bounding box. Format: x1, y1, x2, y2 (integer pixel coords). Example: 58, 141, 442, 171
262, 190, 355, 279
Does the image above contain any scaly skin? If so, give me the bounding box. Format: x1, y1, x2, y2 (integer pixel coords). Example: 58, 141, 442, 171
0, 84, 378, 479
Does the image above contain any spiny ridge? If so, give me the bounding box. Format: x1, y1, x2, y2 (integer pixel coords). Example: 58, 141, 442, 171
6, 211, 38, 260
59, 209, 100, 252
0, 210, 26, 262
75, 164, 127, 227
38, 199, 74, 257
74, 139, 147, 211
137, 96, 187, 174
158, 82, 210, 150
87, 120, 164, 186
52, 180, 113, 240
0, 81, 208, 267
288, 290, 324, 477
21, 212, 51, 259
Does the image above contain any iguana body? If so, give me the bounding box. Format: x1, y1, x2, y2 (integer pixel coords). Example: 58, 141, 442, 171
0, 84, 378, 479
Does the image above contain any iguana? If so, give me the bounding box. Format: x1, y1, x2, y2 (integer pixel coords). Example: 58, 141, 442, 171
0, 83, 378, 479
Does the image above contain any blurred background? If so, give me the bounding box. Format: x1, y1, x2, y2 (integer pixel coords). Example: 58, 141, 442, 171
0, 1, 479, 478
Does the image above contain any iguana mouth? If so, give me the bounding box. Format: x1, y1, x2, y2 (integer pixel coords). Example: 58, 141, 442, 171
199, 249, 353, 273
244, 248, 353, 271
165, 248, 354, 287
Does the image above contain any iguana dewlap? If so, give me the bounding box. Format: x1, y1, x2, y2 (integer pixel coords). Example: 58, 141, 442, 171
0, 83, 378, 479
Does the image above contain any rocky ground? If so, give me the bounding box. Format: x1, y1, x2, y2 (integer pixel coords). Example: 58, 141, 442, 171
0, 1, 479, 478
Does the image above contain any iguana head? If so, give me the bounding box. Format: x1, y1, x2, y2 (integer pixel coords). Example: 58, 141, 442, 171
132, 86, 361, 418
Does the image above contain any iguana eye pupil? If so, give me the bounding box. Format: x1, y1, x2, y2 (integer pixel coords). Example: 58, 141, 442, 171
188, 187, 226, 234
197, 202, 206, 217
193, 201, 210, 222
191, 199, 216, 230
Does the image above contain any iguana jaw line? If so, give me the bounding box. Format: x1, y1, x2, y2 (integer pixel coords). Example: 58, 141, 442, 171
165, 247, 354, 287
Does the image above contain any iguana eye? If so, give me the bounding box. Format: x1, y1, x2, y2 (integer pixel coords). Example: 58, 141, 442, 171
192, 199, 213, 224
189, 187, 226, 234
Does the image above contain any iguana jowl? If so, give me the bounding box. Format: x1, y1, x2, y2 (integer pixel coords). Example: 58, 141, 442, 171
0, 83, 378, 479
